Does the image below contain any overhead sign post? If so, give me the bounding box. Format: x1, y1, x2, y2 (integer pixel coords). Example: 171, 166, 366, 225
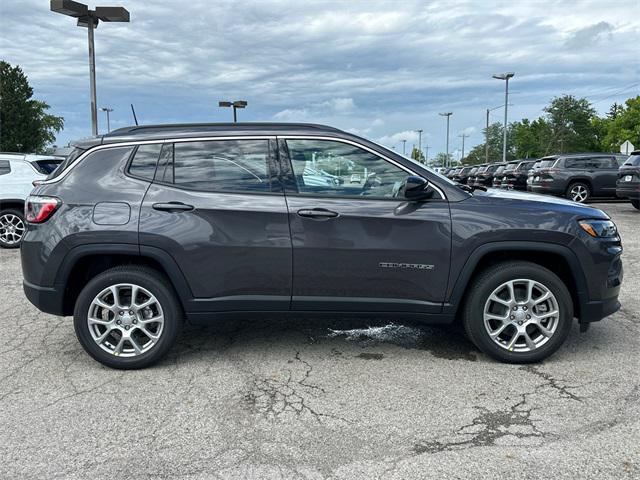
620, 140, 635, 155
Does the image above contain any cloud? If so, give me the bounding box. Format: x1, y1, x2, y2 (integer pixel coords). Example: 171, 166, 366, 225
565, 21, 615, 48
0, 0, 637, 154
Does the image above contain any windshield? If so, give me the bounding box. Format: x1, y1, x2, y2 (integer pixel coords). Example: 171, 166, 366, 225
46, 147, 85, 180
623, 154, 640, 166
494, 166, 505, 174
504, 163, 518, 172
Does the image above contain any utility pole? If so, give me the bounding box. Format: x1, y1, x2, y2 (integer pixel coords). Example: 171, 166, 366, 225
401, 139, 407, 155
485, 108, 490, 163
439, 112, 453, 167
459, 132, 470, 161
424, 145, 430, 164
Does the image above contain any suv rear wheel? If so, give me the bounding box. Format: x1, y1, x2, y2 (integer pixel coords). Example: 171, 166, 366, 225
631, 199, 640, 210
73, 266, 183, 369
566, 182, 590, 203
463, 261, 573, 363
0, 208, 26, 248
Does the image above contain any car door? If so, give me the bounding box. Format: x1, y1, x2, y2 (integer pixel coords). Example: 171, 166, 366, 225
278, 137, 451, 313
138, 137, 292, 313
590, 156, 618, 196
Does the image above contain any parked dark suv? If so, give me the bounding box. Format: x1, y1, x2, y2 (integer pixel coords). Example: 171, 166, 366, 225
529, 153, 628, 203
474, 163, 505, 188
616, 150, 640, 210
503, 159, 538, 191
452, 166, 474, 184
493, 161, 520, 188
22, 123, 623, 368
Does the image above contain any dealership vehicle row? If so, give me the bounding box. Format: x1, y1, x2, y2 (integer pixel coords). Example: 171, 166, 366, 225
444, 150, 640, 207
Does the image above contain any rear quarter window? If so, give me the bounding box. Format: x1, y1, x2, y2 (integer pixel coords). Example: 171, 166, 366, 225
0, 160, 10, 176
128, 144, 162, 180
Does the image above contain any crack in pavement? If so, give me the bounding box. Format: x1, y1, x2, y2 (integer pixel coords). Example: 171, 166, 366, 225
243, 351, 349, 424
413, 393, 549, 454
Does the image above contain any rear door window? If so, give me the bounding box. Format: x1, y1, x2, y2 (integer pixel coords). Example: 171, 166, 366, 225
31, 159, 62, 174
156, 139, 274, 193
564, 158, 587, 169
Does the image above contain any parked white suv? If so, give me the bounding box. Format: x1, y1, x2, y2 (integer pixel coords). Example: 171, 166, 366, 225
0, 153, 63, 248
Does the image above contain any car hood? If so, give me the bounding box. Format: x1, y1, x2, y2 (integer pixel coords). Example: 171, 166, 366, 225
472, 188, 609, 219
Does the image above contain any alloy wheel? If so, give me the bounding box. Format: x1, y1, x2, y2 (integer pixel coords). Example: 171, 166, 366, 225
570, 185, 588, 203
483, 278, 560, 352
87, 283, 165, 357
0, 213, 25, 245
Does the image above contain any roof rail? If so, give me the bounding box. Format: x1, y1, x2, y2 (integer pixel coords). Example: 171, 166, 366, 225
105, 122, 344, 136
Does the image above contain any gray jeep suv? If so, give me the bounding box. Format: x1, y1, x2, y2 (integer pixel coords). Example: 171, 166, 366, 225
21, 123, 623, 368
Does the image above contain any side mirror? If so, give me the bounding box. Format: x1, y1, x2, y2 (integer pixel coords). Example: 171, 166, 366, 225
403, 176, 433, 201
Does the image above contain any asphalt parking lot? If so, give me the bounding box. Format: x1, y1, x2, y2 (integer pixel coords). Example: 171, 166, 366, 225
0, 202, 638, 479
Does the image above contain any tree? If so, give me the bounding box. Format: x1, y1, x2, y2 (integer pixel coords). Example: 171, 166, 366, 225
0, 61, 64, 153
542, 95, 598, 154
432, 152, 453, 167
410, 146, 425, 163
511, 118, 552, 159
463, 122, 514, 165
599, 96, 640, 152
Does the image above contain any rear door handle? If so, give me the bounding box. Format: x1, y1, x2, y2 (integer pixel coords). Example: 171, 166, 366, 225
297, 208, 339, 219
152, 202, 195, 212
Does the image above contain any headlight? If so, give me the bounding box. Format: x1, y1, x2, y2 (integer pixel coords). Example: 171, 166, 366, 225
579, 220, 617, 238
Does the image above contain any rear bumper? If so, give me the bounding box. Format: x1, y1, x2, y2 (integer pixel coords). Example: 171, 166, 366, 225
23, 280, 65, 316
616, 183, 640, 200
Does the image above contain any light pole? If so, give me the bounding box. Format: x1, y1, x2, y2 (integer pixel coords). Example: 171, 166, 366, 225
415, 129, 423, 160
424, 145, 429, 164
492, 72, 514, 163
219, 100, 247, 122
401, 139, 407, 155
50, 1, 130, 136
100, 107, 113, 132
439, 112, 452, 167
458, 132, 470, 161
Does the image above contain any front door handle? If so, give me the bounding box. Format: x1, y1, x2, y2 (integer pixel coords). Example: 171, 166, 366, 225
152, 202, 195, 212
297, 208, 339, 219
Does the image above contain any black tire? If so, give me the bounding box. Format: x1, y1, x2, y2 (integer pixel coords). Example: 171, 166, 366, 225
73, 266, 183, 369
565, 182, 590, 203
462, 261, 573, 363
631, 199, 640, 210
0, 208, 26, 249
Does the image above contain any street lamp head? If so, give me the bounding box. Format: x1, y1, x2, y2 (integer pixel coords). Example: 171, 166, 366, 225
50, 0, 88, 17
219, 101, 232, 107
439, 112, 453, 117
100, 107, 113, 112
233, 100, 248, 108
492, 72, 515, 80
95, 6, 130, 22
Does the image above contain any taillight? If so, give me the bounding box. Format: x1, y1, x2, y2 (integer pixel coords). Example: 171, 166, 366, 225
25, 196, 60, 223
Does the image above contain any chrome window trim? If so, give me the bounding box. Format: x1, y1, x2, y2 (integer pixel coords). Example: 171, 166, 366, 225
39, 134, 445, 200
279, 135, 446, 200
38, 136, 276, 185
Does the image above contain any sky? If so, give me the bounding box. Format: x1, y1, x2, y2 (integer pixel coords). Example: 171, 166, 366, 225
1, 0, 639, 158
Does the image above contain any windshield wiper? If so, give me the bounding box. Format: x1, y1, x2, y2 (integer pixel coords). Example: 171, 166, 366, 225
457, 183, 487, 193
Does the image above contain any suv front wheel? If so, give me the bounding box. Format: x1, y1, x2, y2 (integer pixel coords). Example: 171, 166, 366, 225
463, 261, 573, 363
73, 266, 183, 369
566, 182, 590, 203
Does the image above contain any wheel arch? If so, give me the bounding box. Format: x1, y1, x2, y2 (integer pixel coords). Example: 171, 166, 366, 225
57, 244, 192, 316
445, 242, 588, 321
